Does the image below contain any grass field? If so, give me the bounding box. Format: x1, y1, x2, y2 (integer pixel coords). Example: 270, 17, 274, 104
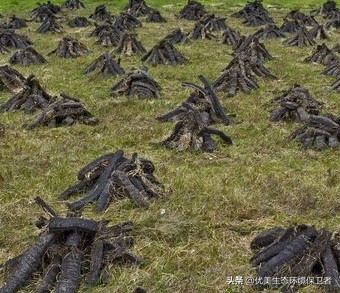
0, 0, 339, 292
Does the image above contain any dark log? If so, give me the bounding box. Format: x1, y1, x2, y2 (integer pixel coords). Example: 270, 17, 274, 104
250, 227, 285, 251
48, 217, 98, 234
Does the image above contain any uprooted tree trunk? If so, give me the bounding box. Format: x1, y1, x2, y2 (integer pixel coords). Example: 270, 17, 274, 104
48, 37, 88, 58
177, 0, 207, 20
291, 114, 340, 149
283, 26, 316, 47
0, 65, 25, 92
270, 84, 323, 122
141, 40, 188, 65
250, 224, 340, 292
68, 16, 91, 27
0, 74, 53, 112
0, 29, 32, 49
60, 150, 164, 211
161, 103, 232, 152
304, 43, 338, 65
116, 32, 146, 56
221, 27, 241, 45
9, 46, 46, 66
163, 28, 190, 45
0, 198, 143, 293
25, 92, 98, 129
83, 52, 125, 76
157, 75, 232, 125
111, 66, 161, 99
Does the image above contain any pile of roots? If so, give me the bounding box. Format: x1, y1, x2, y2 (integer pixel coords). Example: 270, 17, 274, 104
9, 47, 46, 66
177, 0, 207, 21
141, 40, 188, 65
0, 65, 25, 92
304, 43, 338, 65
83, 52, 125, 76
48, 37, 88, 58
250, 224, 340, 292
163, 28, 190, 45
111, 66, 160, 99
25, 93, 98, 129
0, 198, 143, 293
0, 29, 32, 49
157, 75, 231, 125
270, 84, 323, 122
0, 74, 53, 113
116, 32, 146, 56
291, 114, 340, 149
68, 16, 91, 27
61, 150, 164, 211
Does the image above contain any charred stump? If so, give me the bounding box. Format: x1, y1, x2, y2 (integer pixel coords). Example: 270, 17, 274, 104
111, 66, 160, 99
304, 43, 338, 65
89, 5, 111, 21
161, 104, 232, 152
270, 84, 323, 122
9, 46, 46, 66
61, 150, 164, 211
141, 40, 188, 65
0, 29, 32, 49
25, 92, 98, 129
48, 37, 88, 58
250, 224, 340, 292
0, 198, 143, 292
283, 26, 316, 47
0, 74, 53, 112
254, 24, 286, 39
291, 114, 340, 149
116, 32, 146, 56
163, 28, 190, 45
83, 52, 125, 76
63, 0, 85, 9
188, 22, 216, 40
0, 65, 25, 92
146, 10, 166, 23
68, 16, 91, 27
177, 0, 207, 21
157, 75, 232, 125
221, 27, 241, 45
309, 24, 329, 39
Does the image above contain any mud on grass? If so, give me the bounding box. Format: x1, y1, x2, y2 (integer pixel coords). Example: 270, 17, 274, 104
0, 0, 340, 292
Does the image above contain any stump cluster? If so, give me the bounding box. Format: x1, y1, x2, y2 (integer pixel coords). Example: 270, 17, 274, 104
61, 150, 164, 211
141, 40, 188, 65
25, 92, 98, 129
291, 114, 340, 149
83, 52, 125, 76
0, 198, 143, 293
48, 37, 88, 58
0, 74, 53, 113
270, 84, 323, 122
250, 224, 340, 292
9, 46, 46, 66
111, 66, 160, 99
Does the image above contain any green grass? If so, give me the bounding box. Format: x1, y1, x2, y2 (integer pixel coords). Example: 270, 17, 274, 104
0, 1, 339, 293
